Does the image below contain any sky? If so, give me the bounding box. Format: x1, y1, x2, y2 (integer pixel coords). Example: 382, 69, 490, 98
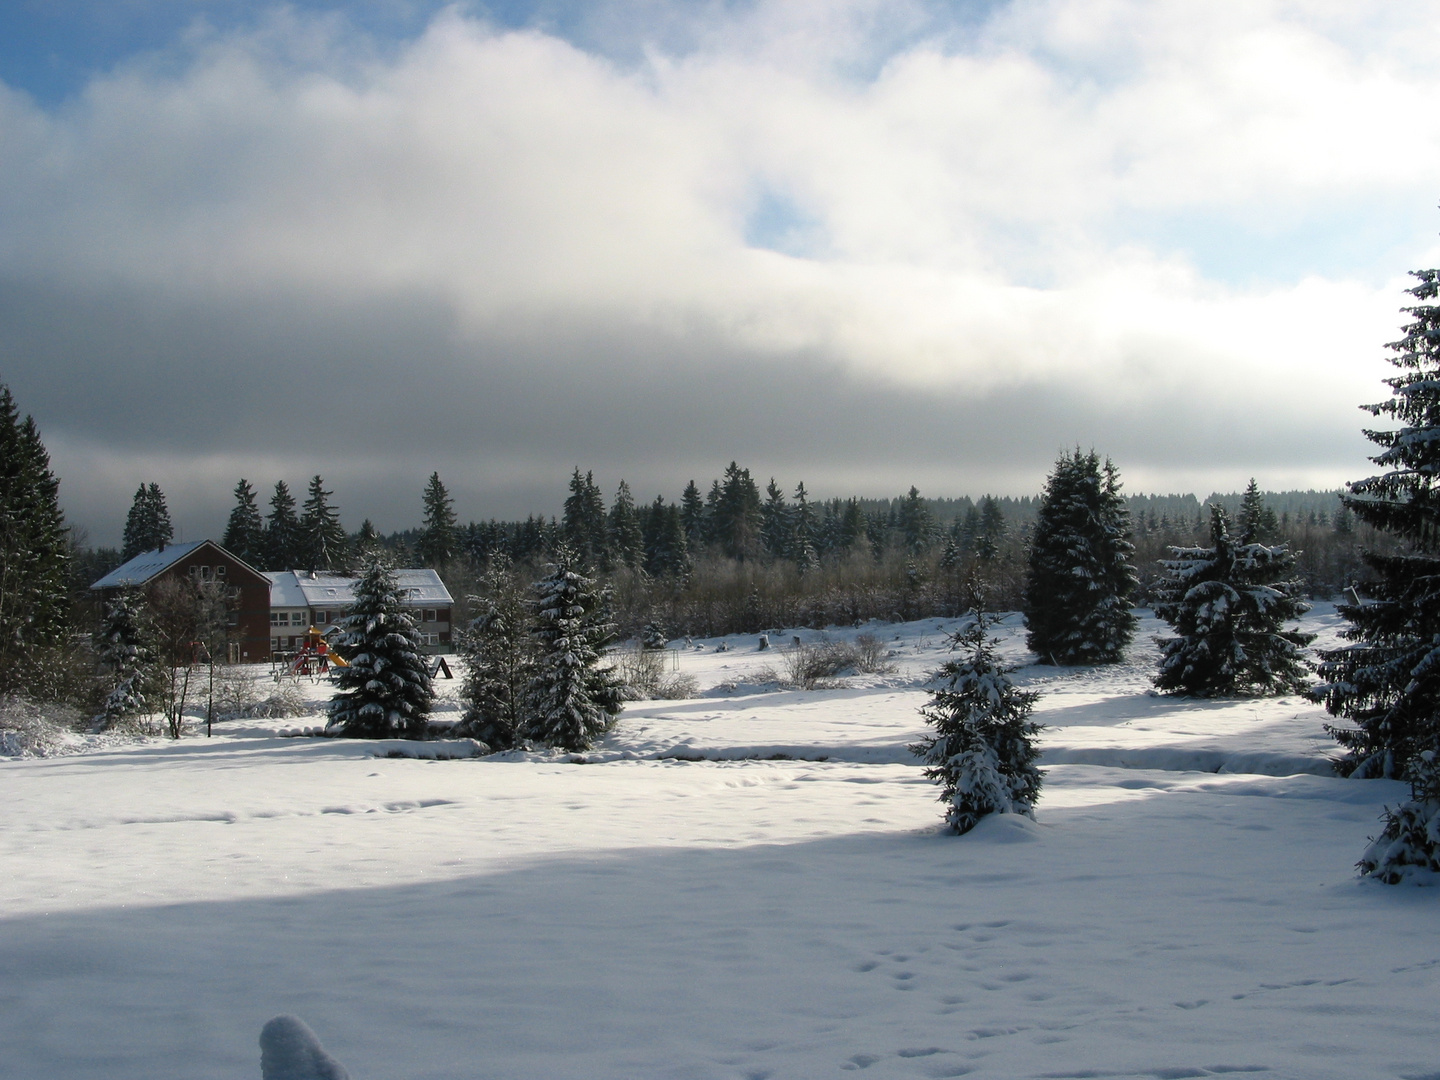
2, 0, 1439, 547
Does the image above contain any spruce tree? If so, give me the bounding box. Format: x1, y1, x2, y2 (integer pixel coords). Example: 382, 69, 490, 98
327, 559, 433, 739
221, 479, 265, 565
911, 613, 1043, 834
713, 462, 762, 560
416, 472, 459, 567
457, 555, 534, 750
265, 481, 301, 570
679, 480, 708, 547
760, 479, 792, 558
1319, 264, 1440, 792
121, 482, 172, 560
93, 590, 157, 730
791, 481, 819, 573
897, 485, 934, 553
607, 480, 645, 570
562, 469, 609, 568
0, 385, 70, 692
1023, 450, 1137, 665
1153, 505, 1314, 697
642, 497, 690, 579
977, 496, 1008, 560
526, 545, 623, 751
298, 475, 348, 572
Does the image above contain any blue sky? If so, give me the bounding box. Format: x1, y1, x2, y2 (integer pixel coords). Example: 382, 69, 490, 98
1, 1, 1436, 544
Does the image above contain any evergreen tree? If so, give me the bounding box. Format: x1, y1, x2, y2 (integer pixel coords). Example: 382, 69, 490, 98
121, 482, 172, 560
713, 462, 762, 560
416, 472, 458, 567
1153, 505, 1314, 697
457, 554, 534, 750
1237, 479, 1269, 543
910, 613, 1043, 834
0, 385, 70, 692
1023, 450, 1137, 665
1319, 265, 1440, 795
327, 559, 434, 738
265, 481, 301, 570
298, 475, 348, 572
977, 496, 1007, 561
562, 469, 609, 568
897, 485, 934, 553
680, 480, 708, 548
221, 479, 265, 565
525, 545, 623, 751
608, 480, 645, 570
643, 497, 690, 579
791, 482, 819, 573
92, 590, 156, 730
760, 479, 791, 558
354, 518, 382, 557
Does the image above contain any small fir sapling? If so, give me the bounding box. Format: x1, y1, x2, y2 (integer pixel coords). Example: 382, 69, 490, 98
911, 613, 1043, 834
525, 545, 623, 751
327, 559, 434, 739
1357, 748, 1440, 884
1153, 504, 1314, 697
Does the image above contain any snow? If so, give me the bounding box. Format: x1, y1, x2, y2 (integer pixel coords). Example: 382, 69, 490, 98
2, 605, 1436, 1079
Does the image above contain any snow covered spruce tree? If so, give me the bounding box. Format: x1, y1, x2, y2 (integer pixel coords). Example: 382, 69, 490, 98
1317, 263, 1440, 880
525, 545, 623, 751
92, 590, 158, 731
457, 555, 535, 751
327, 559, 433, 739
1153, 504, 1314, 697
1023, 450, 1137, 665
911, 613, 1043, 834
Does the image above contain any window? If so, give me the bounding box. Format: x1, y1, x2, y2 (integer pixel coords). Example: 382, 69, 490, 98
270, 612, 284, 627
316, 611, 328, 624
270, 637, 281, 651
424, 609, 437, 623
226, 610, 239, 626
215, 565, 227, 579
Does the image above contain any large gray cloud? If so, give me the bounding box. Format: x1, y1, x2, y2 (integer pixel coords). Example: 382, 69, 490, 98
0, 1, 1432, 544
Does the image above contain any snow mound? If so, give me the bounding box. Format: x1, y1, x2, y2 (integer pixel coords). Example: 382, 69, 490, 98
260, 1015, 350, 1080
373, 738, 489, 759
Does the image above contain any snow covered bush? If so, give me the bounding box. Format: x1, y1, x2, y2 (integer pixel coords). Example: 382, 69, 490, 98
1358, 750, 1440, 884
911, 614, 1043, 834
525, 546, 623, 751
0, 695, 82, 757
327, 559, 434, 739
1023, 450, 1137, 665
1153, 504, 1314, 697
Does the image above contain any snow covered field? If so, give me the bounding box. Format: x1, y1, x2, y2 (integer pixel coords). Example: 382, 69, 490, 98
3, 606, 1436, 1080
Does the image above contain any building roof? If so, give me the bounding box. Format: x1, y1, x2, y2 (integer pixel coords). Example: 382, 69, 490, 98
90, 541, 208, 589
265, 569, 453, 609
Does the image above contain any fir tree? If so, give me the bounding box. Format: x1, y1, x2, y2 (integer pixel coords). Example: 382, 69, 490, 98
354, 519, 382, 557
457, 554, 534, 750
0, 385, 70, 692
265, 481, 301, 570
911, 614, 1043, 834
121, 482, 172, 560
221, 479, 264, 565
298, 475, 348, 572
680, 480, 708, 547
92, 590, 156, 730
608, 481, 645, 570
642, 497, 690, 579
897, 485, 934, 553
1319, 264, 1440, 792
1023, 450, 1137, 665
327, 559, 434, 739
416, 472, 458, 567
760, 479, 791, 558
562, 469, 609, 568
1153, 505, 1314, 697
525, 545, 623, 751
791, 481, 819, 573
713, 462, 762, 560
977, 496, 1007, 561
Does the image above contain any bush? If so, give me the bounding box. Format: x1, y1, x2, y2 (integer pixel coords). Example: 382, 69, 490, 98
616, 646, 697, 700
0, 695, 84, 757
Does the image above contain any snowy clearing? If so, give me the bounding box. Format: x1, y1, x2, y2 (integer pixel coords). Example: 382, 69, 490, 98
2, 606, 1435, 1080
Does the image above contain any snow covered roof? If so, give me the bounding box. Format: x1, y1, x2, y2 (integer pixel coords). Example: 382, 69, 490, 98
90, 541, 208, 589
265, 569, 453, 609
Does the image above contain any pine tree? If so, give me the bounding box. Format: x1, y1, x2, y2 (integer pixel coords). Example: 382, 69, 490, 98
760, 479, 792, 558
416, 472, 459, 568
910, 614, 1043, 834
121, 482, 172, 560
525, 545, 623, 751
1023, 450, 1137, 665
1319, 265, 1440, 788
298, 475, 348, 572
0, 385, 70, 692
221, 479, 265, 565
327, 559, 434, 739
1153, 505, 1314, 697
92, 590, 157, 730
457, 555, 534, 750
608, 481, 645, 570
265, 481, 301, 570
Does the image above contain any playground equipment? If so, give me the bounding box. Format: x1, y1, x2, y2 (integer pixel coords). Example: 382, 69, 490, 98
279, 627, 350, 681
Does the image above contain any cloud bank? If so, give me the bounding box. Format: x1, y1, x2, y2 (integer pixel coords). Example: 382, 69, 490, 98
1, 0, 1437, 543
